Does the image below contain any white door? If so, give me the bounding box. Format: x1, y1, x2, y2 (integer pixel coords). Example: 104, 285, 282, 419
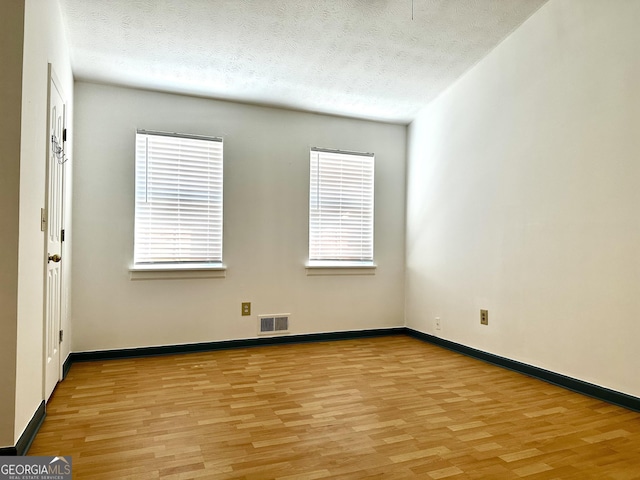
44, 66, 66, 401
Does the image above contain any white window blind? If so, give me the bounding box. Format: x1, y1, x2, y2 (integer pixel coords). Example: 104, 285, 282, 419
309, 148, 374, 264
134, 130, 223, 266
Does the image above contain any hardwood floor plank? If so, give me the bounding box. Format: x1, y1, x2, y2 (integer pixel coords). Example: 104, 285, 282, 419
29, 336, 640, 478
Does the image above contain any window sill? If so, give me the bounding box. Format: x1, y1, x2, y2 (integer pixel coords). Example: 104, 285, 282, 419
129, 264, 227, 280
305, 262, 377, 276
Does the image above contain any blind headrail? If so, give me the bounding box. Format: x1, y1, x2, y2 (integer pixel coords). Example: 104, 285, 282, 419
137, 129, 222, 143
311, 147, 374, 157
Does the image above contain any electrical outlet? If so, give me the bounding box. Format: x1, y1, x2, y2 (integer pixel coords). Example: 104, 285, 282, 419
435, 317, 441, 330
480, 309, 489, 325
242, 302, 251, 316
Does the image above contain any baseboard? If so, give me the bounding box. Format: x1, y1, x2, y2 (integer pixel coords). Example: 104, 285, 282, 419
405, 327, 640, 413
0, 401, 46, 456
0, 446, 17, 456
69, 327, 407, 363
62, 354, 72, 379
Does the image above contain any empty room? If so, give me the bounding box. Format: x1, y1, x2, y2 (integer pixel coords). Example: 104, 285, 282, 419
2, 0, 640, 478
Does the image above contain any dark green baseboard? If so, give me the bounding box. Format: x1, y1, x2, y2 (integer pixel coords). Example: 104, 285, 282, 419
405, 328, 640, 413
69, 327, 407, 363
0, 401, 45, 456
62, 354, 72, 379
0, 446, 15, 455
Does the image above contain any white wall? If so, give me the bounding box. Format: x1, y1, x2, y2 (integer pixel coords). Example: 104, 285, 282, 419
406, 0, 640, 397
0, 0, 24, 449
71, 83, 406, 352
15, 0, 74, 443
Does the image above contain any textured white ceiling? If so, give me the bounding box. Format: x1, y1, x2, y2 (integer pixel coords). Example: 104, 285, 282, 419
58, 0, 547, 124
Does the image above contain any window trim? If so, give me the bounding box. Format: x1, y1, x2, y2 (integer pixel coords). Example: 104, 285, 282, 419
129, 263, 226, 280
308, 147, 375, 267
305, 263, 377, 276
132, 129, 224, 274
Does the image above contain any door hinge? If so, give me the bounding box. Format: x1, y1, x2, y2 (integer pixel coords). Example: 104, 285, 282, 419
41, 208, 47, 232
61, 229, 65, 242
59, 330, 64, 343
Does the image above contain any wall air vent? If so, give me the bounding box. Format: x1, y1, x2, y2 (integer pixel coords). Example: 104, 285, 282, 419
258, 314, 290, 335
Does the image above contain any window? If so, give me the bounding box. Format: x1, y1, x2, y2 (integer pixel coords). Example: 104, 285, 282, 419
309, 147, 374, 266
133, 130, 223, 268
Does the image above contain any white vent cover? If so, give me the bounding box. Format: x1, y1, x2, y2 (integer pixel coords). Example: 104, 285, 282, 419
258, 314, 290, 335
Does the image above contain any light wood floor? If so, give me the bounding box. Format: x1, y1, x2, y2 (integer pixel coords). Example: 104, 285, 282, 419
30, 336, 640, 479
